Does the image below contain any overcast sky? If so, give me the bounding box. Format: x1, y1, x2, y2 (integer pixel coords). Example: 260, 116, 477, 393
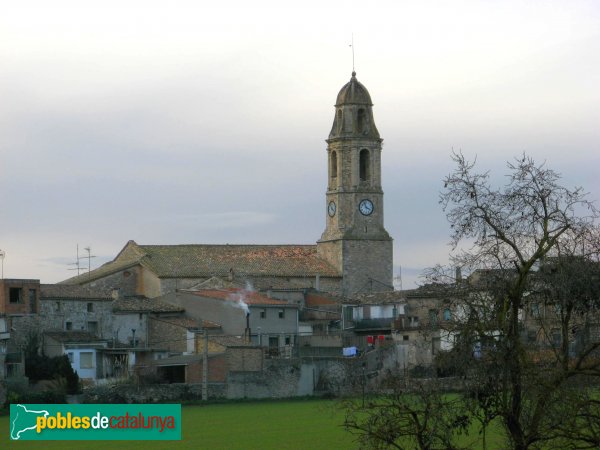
1, 1, 599, 288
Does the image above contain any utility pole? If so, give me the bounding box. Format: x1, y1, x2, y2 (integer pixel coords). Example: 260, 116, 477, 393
0, 249, 5, 279
203, 329, 208, 401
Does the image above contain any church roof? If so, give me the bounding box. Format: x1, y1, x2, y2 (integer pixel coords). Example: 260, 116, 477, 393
335, 71, 373, 106
60, 240, 340, 285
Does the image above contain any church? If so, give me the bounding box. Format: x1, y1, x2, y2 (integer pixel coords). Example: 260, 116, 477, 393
61, 72, 394, 299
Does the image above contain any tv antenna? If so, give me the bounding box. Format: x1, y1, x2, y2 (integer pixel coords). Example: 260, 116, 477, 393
68, 244, 96, 277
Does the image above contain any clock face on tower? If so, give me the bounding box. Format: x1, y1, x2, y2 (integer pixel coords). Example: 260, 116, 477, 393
359, 199, 374, 216
328, 201, 336, 217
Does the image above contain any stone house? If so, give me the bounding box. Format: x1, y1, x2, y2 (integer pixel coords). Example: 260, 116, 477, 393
160, 288, 299, 352
43, 331, 109, 380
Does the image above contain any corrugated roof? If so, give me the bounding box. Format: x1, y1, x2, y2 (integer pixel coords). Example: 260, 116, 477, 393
189, 288, 291, 306
60, 240, 341, 285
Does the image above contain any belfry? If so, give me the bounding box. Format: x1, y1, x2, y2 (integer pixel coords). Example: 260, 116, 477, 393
317, 72, 394, 296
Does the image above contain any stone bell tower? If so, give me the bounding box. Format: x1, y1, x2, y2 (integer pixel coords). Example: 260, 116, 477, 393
317, 72, 393, 297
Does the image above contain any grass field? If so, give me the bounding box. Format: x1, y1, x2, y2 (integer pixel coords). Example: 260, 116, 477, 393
0, 399, 356, 450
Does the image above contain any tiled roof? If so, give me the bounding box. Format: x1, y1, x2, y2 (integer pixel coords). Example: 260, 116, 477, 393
41, 284, 113, 300
139, 243, 339, 278
305, 292, 342, 307
112, 296, 184, 313
60, 240, 340, 285
208, 335, 252, 347
188, 288, 291, 306
150, 316, 202, 330
349, 290, 406, 304
44, 331, 107, 343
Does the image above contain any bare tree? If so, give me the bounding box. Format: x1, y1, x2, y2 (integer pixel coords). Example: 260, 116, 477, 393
435, 152, 600, 449
344, 152, 600, 449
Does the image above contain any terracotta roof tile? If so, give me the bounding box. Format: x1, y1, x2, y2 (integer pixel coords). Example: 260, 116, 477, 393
44, 331, 107, 343
189, 288, 290, 306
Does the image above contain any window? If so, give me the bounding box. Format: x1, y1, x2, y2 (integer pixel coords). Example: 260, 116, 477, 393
403, 335, 409, 341
56, 301, 61, 312
80, 352, 93, 369
87, 303, 94, 312
260, 309, 266, 319
87, 321, 98, 334
356, 108, 366, 133
269, 336, 279, 348
278, 309, 285, 319
551, 329, 561, 348
29, 289, 37, 313
331, 151, 337, 179
285, 336, 291, 346
359, 149, 370, 181
9, 288, 22, 304
443, 308, 451, 321
429, 310, 438, 328
409, 316, 419, 327
65, 321, 72, 331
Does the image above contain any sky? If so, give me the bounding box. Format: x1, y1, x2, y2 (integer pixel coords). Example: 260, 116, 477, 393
1, 0, 599, 289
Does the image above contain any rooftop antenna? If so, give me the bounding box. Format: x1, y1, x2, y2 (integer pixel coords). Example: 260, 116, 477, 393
0, 249, 5, 279
68, 244, 84, 276
349, 33, 355, 74
83, 246, 96, 278
68, 244, 96, 277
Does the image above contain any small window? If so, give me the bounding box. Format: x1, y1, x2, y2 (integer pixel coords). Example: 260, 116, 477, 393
65, 321, 72, 331
29, 289, 37, 313
285, 336, 291, 346
87, 303, 94, 312
9, 288, 22, 304
80, 352, 93, 369
429, 310, 438, 327
443, 308, 451, 321
260, 309, 266, 319
87, 321, 98, 334
359, 149, 370, 181
331, 151, 337, 179
278, 309, 285, 319
403, 335, 409, 341
356, 108, 366, 133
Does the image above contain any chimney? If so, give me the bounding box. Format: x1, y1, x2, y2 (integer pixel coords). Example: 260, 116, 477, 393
245, 312, 251, 343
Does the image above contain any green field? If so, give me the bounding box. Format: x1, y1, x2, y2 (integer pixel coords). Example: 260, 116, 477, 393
0, 399, 356, 450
